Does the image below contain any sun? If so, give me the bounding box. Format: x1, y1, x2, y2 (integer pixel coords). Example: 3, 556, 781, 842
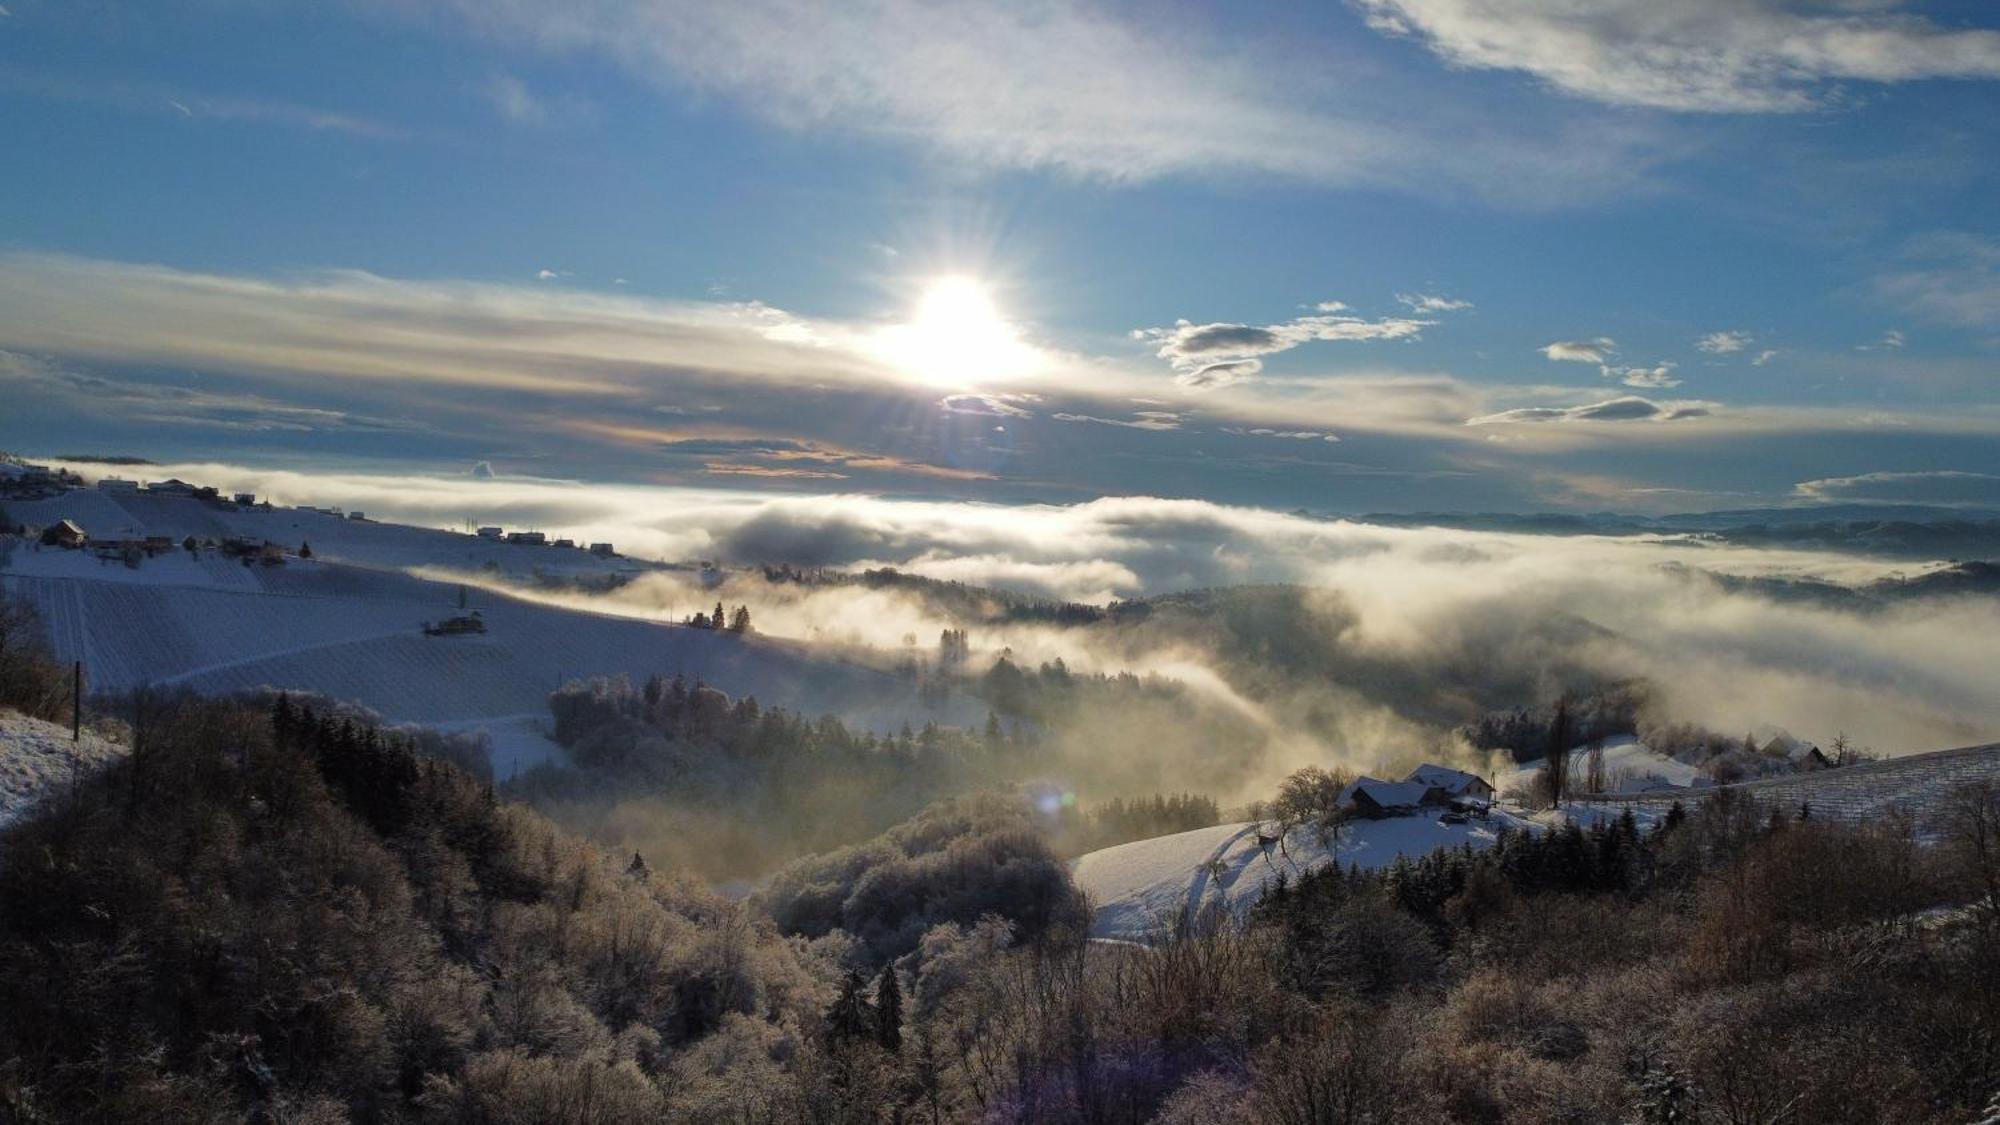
876, 275, 1037, 387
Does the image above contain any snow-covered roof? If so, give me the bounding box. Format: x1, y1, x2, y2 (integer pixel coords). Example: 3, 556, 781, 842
1405, 762, 1491, 795
1337, 775, 1387, 807
1346, 779, 1439, 810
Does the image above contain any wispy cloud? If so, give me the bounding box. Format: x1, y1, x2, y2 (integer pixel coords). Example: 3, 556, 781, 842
479, 72, 594, 128
1051, 410, 1183, 432
939, 392, 1038, 419
1396, 292, 1473, 313
1467, 395, 1713, 425
1357, 0, 2000, 112
1137, 304, 1433, 388
1223, 426, 1340, 443
1603, 361, 1680, 389
1794, 469, 2000, 507
1875, 231, 2000, 329
0, 350, 422, 435
1695, 330, 1753, 355
1541, 337, 1616, 364
375, 0, 1668, 202
0, 67, 407, 139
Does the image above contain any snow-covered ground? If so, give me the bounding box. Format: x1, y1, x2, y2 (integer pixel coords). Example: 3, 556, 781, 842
1575, 741, 2000, 831
2, 491, 640, 581
1074, 807, 1542, 941
1, 493, 987, 748
1495, 734, 1706, 796
0, 710, 124, 829
1080, 739, 2000, 940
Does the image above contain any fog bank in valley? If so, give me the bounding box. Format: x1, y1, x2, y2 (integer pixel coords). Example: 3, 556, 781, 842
71, 460, 2000, 790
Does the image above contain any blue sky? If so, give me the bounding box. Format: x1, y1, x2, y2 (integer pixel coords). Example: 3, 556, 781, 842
3, 0, 1999, 513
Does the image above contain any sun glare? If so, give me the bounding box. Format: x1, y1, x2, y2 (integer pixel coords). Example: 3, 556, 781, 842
877, 275, 1037, 387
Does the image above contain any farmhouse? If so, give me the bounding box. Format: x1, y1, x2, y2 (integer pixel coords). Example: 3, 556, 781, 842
476, 526, 503, 539
1404, 763, 1494, 802
146, 479, 198, 497
506, 531, 547, 546
39, 519, 87, 548
1764, 735, 1831, 770
233, 492, 257, 506
1339, 777, 1452, 819
589, 542, 616, 557
96, 478, 139, 494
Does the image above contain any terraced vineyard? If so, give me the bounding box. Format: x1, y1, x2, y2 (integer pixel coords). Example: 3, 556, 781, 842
1582, 741, 2000, 829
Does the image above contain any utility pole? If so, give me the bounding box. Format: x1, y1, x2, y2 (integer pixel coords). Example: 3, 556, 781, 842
71, 660, 82, 742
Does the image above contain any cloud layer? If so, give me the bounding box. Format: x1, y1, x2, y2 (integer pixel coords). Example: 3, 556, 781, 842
1358, 0, 2000, 111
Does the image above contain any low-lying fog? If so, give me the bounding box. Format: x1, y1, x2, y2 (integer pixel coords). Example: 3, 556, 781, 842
75, 460, 2000, 777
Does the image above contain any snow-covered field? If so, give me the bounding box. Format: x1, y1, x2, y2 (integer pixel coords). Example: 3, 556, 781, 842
1074, 808, 1541, 941
1, 493, 986, 761
0, 711, 124, 829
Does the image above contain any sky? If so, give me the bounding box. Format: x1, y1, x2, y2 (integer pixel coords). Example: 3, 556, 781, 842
3, 0, 1999, 515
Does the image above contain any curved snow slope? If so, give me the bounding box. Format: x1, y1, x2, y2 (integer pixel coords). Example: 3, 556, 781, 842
3, 532, 981, 740
1074, 810, 1539, 941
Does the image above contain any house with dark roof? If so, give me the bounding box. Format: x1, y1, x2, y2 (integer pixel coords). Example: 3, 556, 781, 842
40, 519, 87, 548
1403, 763, 1495, 802
1338, 776, 1452, 819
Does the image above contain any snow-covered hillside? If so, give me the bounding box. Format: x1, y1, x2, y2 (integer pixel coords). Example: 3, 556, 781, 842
1, 494, 986, 756
0, 711, 124, 829
1074, 808, 1542, 941
2, 491, 637, 580
1496, 734, 1706, 796
1578, 741, 2000, 830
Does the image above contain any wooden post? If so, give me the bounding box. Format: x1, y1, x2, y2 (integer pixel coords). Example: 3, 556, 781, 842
71, 660, 82, 742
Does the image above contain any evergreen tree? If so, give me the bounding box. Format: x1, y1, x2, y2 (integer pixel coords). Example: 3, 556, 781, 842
729, 605, 751, 633
298, 540, 312, 559
271, 691, 296, 750
873, 964, 902, 1052
712, 601, 725, 630
1662, 800, 1687, 833
826, 969, 874, 1043
1541, 698, 1574, 808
